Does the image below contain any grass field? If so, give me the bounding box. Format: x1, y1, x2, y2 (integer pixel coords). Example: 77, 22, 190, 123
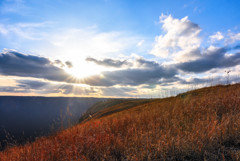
0, 84, 240, 160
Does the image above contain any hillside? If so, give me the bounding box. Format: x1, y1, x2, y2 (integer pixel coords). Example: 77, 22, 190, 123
79, 98, 151, 123
0, 84, 240, 160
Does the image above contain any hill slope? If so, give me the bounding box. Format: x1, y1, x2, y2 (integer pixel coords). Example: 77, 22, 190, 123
1, 84, 240, 160
79, 98, 151, 123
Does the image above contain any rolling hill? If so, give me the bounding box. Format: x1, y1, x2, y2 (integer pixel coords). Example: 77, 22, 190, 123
0, 84, 240, 160
79, 98, 152, 123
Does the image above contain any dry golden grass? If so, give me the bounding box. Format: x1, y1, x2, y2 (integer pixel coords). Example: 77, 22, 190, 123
0, 84, 240, 160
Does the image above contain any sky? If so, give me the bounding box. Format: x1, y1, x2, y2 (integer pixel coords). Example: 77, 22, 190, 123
0, 0, 240, 97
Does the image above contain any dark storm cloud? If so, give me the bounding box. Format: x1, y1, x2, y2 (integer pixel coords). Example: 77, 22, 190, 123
0, 86, 28, 93
136, 58, 159, 68
1, 79, 132, 96
179, 78, 208, 85
0, 51, 178, 87
8, 79, 97, 95
156, 76, 183, 86
82, 44, 240, 86
179, 75, 240, 86
0, 80, 49, 93
15, 79, 64, 94
17, 80, 49, 89
177, 45, 240, 73
0, 51, 75, 83
81, 75, 115, 86
2, 45, 240, 89
81, 62, 177, 86
86, 57, 131, 68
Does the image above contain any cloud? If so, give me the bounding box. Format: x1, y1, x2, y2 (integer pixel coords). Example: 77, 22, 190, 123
17, 80, 49, 89
82, 43, 240, 86
179, 77, 212, 85
0, 25, 8, 35
65, 61, 73, 68
47, 28, 140, 58
53, 60, 73, 68
0, 22, 50, 40
5, 79, 98, 95
137, 40, 144, 47
1, 50, 175, 87
210, 32, 224, 42
0, 0, 28, 15
135, 57, 160, 68
149, 15, 240, 74
82, 58, 177, 86
0, 86, 27, 93
0, 50, 75, 83
156, 76, 183, 86
54, 59, 65, 67
0, 20, 144, 77
86, 57, 131, 68
84, 43, 240, 87
177, 45, 240, 73
81, 75, 115, 86
101, 87, 134, 97
1, 14, 240, 97
174, 47, 202, 63
150, 14, 201, 59
0, 79, 135, 97
228, 32, 240, 44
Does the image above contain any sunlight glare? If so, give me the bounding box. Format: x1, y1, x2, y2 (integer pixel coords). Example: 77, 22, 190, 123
65, 61, 106, 79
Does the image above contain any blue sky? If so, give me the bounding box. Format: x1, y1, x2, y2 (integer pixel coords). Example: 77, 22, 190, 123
0, 0, 240, 97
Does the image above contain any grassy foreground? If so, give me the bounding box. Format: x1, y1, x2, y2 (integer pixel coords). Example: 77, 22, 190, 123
0, 84, 240, 160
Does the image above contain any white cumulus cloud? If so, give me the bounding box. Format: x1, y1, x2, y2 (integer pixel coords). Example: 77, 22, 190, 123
228, 32, 240, 44
150, 14, 201, 60
210, 31, 224, 42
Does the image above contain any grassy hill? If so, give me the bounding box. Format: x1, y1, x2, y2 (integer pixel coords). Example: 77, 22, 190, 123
0, 84, 240, 160
79, 98, 152, 123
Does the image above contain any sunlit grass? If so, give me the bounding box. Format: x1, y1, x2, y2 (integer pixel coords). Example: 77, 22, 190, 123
0, 84, 240, 160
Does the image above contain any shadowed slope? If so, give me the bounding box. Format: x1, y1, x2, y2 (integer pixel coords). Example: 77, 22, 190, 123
79, 98, 151, 123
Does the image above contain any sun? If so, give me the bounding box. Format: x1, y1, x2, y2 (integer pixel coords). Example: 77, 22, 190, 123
65, 61, 106, 79
55, 52, 109, 79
